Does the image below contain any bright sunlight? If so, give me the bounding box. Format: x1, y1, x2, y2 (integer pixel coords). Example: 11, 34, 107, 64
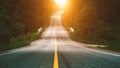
54, 0, 67, 7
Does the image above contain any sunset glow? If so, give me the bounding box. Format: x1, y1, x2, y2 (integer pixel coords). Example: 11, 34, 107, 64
54, 0, 67, 7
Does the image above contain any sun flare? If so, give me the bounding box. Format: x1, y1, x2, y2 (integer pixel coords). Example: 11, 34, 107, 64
54, 0, 67, 7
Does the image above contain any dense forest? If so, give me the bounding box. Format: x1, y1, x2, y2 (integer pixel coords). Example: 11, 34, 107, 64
0, 0, 57, 43
63, 0, 120, 51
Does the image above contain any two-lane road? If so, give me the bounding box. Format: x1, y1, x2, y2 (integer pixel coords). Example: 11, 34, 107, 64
0, 11, 120, 68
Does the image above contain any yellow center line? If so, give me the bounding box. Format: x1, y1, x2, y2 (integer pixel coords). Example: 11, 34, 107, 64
53, 39, 59, 68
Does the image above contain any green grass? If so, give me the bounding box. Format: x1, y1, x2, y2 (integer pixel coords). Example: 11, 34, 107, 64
70, 32, 106, 45
0, 32, 42, 52
70, 32, 120, 52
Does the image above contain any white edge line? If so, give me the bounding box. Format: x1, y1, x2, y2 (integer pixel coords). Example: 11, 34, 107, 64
73, 41, 120, 57
66, 38, 120, 58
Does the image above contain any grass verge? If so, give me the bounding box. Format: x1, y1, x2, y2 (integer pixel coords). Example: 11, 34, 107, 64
0, 32, 42, 52
70, 32, 120, 52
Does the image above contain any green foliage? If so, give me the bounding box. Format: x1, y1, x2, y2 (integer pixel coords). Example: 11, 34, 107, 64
63, 0, 120, 51
10, 32, 40, 42
0, 0, 55, 38
0, 29, 12, 43
11, 22, 25, 36
0, 32, 41, 52
0, 0, 53, 51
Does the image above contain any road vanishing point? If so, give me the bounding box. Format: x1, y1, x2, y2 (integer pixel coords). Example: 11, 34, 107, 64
0, 11, 120, 68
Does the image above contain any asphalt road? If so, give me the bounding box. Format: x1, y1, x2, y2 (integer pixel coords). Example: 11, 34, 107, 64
0, 11, 120, 68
